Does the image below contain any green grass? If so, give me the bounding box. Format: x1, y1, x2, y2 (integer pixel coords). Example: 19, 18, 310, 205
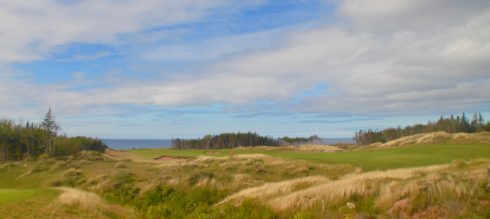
129, 144, 490, 170
130, 148, 231, 158
0, 189, 54, 204
0, 165, 52, 188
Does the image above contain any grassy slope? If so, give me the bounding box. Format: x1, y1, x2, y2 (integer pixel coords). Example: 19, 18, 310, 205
129, 144, 490, 170
0, 142, 488, 218
0, 156, 146, 218
0, 189, 53, 204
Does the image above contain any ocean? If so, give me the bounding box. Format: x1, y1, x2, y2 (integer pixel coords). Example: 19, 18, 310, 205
102, 139, 172, 150
103, 138, 354, 150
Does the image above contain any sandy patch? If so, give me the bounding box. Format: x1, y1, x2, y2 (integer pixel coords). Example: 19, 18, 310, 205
153, 156, 189, 162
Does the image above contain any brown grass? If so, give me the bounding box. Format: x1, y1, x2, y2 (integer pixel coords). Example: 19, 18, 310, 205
225, 164, 449, 211
252, 159, 489, 217
56, 187, 105, 210
55, 187, 136, 218
219, 176, 330, 205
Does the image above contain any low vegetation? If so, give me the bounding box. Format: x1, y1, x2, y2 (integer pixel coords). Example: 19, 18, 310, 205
171, 132, 321, 149
355, 112, 490, 145
0, 109, 107, 162
1, 133, 489, 218
131, 142, 490, 170
1, 109, 489, 218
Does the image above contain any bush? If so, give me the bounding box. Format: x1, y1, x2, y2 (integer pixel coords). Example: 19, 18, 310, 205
49, 168, 86, 187
188, 172, 214, 186
137, 184, 278, 219
138, 185, 225, 218
55, 137, 108, 156
103, 171, 140, 204
114, 162, 127, 169
220, 200, 277, 219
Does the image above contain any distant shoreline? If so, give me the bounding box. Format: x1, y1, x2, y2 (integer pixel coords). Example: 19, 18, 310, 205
102, 138, 354, 150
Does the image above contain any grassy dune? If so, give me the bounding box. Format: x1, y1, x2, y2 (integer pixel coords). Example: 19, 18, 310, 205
129, 144, 490, 170
0, 139, 489, 218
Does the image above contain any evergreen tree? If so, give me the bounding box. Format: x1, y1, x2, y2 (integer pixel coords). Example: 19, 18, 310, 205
40, 108, 59, 156
41, 108, 59, 136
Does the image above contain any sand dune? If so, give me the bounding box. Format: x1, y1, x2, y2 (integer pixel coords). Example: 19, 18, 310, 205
367, 131, 490, 148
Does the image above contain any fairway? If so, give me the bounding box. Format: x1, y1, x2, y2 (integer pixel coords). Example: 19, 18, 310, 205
129, 144, 490, 170
0, 189, 51, 204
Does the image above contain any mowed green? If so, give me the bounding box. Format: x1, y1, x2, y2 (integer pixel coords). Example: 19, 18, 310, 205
128, 144, 490, 170
0, 189, 52, 204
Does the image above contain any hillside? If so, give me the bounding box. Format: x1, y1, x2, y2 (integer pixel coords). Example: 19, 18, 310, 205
1, 140, 489, 218
366, 131, 490, 148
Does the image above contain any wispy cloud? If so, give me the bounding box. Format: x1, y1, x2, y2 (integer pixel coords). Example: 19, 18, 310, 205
1, 0, 490, 137
0, 0, 256, 62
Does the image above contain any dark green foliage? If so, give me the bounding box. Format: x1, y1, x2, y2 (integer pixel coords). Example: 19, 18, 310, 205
279, 135, 321, 145
104, 171, 140, 204
483, 122, 490, 132
137, 185, 224, 218
354, 112, 488, 145
172, 132, 280, 149
172, 132, 322, 149
49, 168, 86, 187
188, 172, 214, 186
220, 199, 277, 219
54, 136, 107, 156
40, 108, 59, 136
137, 185, 277, 219
0, 120, 48, 161
0, 119, 107, 162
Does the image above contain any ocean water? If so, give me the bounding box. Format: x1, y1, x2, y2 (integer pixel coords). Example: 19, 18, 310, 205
321, 138, 354, 145
103, 138, 353, 150
103, 139, 172, 150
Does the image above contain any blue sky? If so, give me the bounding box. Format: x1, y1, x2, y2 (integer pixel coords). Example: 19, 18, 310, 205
1, 0, 490, 138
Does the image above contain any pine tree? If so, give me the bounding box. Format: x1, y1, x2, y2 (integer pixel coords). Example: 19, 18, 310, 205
478, 113, 484, 131
41, 108, 59, 136
41, 108, 59, 156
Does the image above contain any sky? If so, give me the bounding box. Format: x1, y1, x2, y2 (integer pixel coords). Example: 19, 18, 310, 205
1, 0, 490, 139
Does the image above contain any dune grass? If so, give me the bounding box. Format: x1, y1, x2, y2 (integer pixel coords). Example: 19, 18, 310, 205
0, 141, 488, 218
129, 144, 490, 170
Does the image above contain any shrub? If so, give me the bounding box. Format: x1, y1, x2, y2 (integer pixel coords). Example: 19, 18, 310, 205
138, 185, 225, 218
220, 200, 277, 219
103, 171, 140, 204
114, 162, 127, 169
49, 168, 86, 187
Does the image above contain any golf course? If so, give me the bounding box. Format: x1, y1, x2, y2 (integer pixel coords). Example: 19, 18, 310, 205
1, 131, 489, 218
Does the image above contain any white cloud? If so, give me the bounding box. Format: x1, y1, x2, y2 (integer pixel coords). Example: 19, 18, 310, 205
339, 0, 490, 32
0, 0, 256, 62
2, 0, 490, 118
102, 0, 489, 115
139, 29, 282, 62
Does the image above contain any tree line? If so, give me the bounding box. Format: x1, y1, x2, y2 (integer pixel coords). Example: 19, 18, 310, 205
354, 112, 490, 145
171, 132, 320, 149
0, 108, 107, 162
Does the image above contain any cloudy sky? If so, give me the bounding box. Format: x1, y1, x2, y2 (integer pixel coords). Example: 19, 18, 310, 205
1, 0, 490, 138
